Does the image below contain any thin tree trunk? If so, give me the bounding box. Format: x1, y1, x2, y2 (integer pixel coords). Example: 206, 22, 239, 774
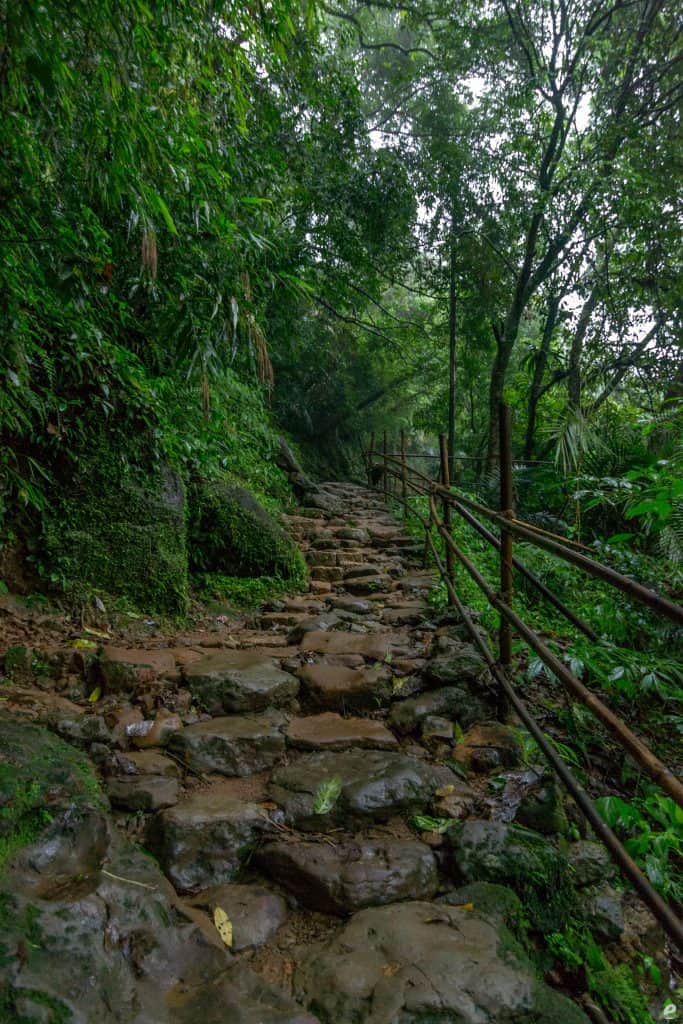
447, 241, 457, 479
524, 294, 561, 459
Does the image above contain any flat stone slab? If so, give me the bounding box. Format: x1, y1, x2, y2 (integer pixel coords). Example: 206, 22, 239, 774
184, 650, 299, 713
297, 662, 392, 710
299, 631, 402, 661
98, 646, 176, 692
106, 774, 180, 812
257, 839, 438, 915
294, 901, 589, 1024
285, 712, 398, 751
168, 711, 286, 776
329, 596, 373, 614
190, 882, 288, 951
154, 789, 274, 891
269, 750, 455, 831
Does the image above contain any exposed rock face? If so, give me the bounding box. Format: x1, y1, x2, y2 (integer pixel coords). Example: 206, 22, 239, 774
269, 750, 456, 831
184, 650, 299, 714
1, 838, 316, 1024
0, 719, 315, 1023
294, 901, 589, 1024
154, 788, 275, 891
257, 839, 438, 915
168, 711, 286, 776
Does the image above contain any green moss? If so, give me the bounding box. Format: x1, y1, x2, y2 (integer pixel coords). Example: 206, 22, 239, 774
194, 571, 305, 610
41, 457, 187, 616
0, 717, 105, 878
0, 985, 72, 1024
547, 924, 655, 1024
189, 479, 307, 585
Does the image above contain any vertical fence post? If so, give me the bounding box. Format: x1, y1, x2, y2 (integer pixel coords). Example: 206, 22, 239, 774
499, 402, 514, 665
367, 432, 375, 487
439, 433, 456, 606
382, 430, 389, 504
400, 429, 408, 515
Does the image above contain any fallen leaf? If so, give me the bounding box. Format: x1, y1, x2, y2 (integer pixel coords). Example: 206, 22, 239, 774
71, 639, 97, 650
88, 686, 102, 703
435, 784, 455, 797
381, 961, 401, 977
83, 626, 110, 639
454, 902, 475, 912
213, 906, 233, 948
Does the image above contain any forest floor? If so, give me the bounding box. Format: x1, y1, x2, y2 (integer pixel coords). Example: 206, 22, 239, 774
0, 481, 675, 1023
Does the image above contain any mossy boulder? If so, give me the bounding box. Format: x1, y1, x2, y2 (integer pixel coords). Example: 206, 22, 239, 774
446, 820, 575, 931
0, 715, 108, 887
189, 479, 306, 582
42, 460, 187, 615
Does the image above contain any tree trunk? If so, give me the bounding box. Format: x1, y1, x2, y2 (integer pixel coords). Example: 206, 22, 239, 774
486, 323, 514, 472
447, 242, 457, 480
524, 294, 560, 459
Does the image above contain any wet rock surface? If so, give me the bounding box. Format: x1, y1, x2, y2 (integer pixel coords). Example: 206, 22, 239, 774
154, 787, 275, 891
294, 901, 589, 1023
167, 710, 286, 776
258, 838, 438, 914
269, 749, 456, 830
0, 481, 647, 1023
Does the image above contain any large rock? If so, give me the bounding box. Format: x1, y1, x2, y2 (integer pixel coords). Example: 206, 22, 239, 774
294, 901, 589, 1023
0, 835, 316, 1024
154, 787, 275, 891
168, 711, 286, 776
425, 643, 489, 686
96, 646, 176, 694
184, 650, 299, 714
41, 461, 188, 614
105, 774, 180, 812
257, 839, 438, 915
0, 715, 109, 895
446, 820, 573, 930
189, 479, 306, 582
269, 750, 455, 831
389, 686, 489, 734
296, 661, 392, 711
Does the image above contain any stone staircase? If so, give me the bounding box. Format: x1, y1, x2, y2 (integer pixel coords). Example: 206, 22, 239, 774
0, 481, 647, 1023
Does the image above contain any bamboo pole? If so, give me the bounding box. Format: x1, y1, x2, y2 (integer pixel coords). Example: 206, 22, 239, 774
499, 403, 514, 665
439, 433, 455, 605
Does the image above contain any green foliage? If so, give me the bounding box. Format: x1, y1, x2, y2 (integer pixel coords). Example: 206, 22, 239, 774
547, 924, 655, 1024
596, 792, 683, 904
194, 573, 303, 611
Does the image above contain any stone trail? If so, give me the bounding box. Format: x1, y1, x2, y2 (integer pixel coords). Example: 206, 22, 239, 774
0, 481, 660, 1023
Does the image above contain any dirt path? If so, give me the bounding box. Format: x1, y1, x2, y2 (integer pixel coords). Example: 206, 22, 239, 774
0, 482, 664, 1023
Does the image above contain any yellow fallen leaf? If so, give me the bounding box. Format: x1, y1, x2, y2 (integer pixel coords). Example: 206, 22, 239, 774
83, 626, 110, 638
435, 785, 455, 797
88, 686, 102, 703
71, 639, 97, 650
213, 906, 233, 948
455, 902, 475, 912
